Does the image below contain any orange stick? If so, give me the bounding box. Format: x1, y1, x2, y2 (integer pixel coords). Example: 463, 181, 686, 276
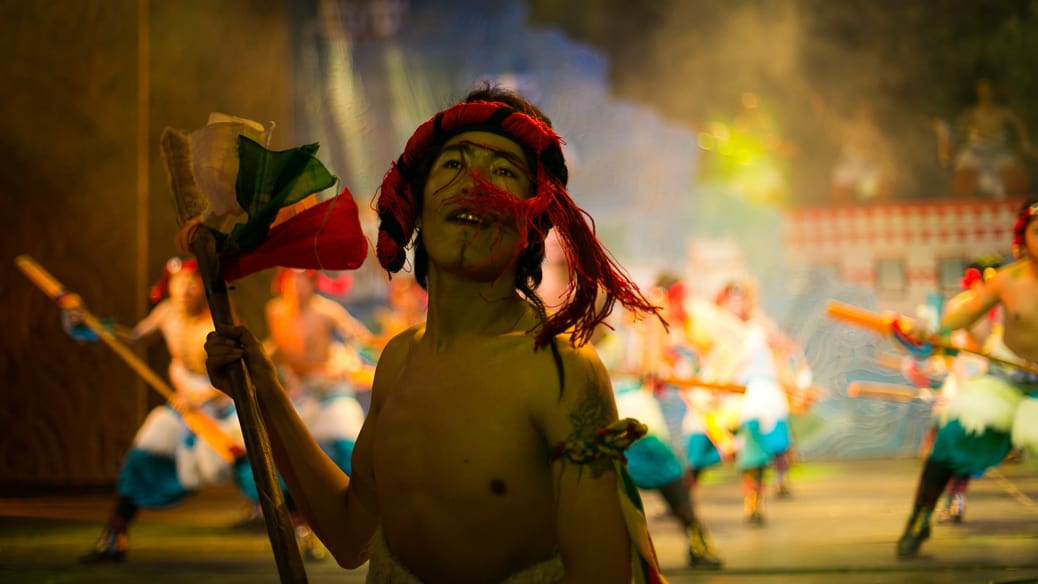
609, 370, 746, 393
827, 301, 1038, 375
15, 254, 242, 463
847, 381, 926, 402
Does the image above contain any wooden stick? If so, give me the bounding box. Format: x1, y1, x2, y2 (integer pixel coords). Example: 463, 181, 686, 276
827, 301, 1038, 376
161, 128, 307, 583
14, 254, 241, 463
661, 377, 747, 394
847, 381, 927, 402
610, 370, 746, 393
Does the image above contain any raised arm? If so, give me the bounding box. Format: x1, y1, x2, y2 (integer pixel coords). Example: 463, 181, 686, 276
537, 343, 632, 583
122, 300, 170, 344
204, 323, 380, 568
321, 296, 376, 346
941, 271, 1004, 334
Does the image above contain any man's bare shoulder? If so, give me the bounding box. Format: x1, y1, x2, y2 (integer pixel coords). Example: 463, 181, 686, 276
370, 325, 422, 400
552, 335, 608, 377
310, 294, 353, 317
148, 299, 173, 320
383, 325, 421, 354
983, 260, 1034, 300
504, 331, 609, 391
998, 259, 1033, 280
531, 334, 617, 435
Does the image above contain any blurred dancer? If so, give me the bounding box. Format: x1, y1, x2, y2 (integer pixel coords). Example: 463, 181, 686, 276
674, 279, 792, 526
71, 257, 242, 563
897, 200, 1038, 558
237, 268, 374, 559
595, 305, 723, 569
921, 258, 1005, 523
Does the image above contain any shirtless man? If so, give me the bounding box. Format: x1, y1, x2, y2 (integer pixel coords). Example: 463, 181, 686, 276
920, 258, 1004, 523
74, 257, 241, 563
897, 199, 1038, 558
205, 86, 665, 582
232, 268, 374, 558
265, 268, 372, 469
266, 268, 375, 394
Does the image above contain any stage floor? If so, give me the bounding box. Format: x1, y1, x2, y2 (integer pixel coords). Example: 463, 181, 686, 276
1, 458, 1036, 583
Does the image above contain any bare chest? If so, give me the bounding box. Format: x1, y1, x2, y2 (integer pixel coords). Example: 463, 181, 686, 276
1003, 279, 1038, 362
368, 335, 573, 578
270, 309, 335, 359
160, 314, 212, 373
374, 340, 557, 494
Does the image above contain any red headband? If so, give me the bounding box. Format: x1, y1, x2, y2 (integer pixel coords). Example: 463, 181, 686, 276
375, 100, 662, 346
1012, 201, 1038, 258
376, 101, 564, 270
149, 257, 198, 304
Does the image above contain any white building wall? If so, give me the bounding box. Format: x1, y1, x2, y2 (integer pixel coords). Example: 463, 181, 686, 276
783, 198, 1022, 315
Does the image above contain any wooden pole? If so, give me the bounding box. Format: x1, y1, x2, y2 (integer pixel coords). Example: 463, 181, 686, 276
159, 126, 307, 583
609, 370, 746, 393
827, 301, 1038, 376
189, 227, 308, 584
847, 381, 926, 402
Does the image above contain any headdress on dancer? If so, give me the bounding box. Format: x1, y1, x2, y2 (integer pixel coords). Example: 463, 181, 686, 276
149, 256, 198, 304
715, 280, 747, 305
653, 273, 689, 324
1011, 200, 1038, 258
270, 267, 354, 297
960, 256, 1003, 290
960, 268, 983, 290
715, 279, 759, 309
375, 90, 661, 347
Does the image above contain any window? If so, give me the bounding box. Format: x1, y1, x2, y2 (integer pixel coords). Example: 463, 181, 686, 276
875, 258, 907, 296
936, 256, 967, 296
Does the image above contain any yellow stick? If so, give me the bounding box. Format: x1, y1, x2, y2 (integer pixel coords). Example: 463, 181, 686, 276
827, 301, 1038, 376
847, 381, 925, 402
609, 370, 746, 393
15, 254, 241, 463
661, 376, 747, 394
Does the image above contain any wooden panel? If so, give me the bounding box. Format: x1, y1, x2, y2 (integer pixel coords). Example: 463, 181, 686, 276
0, 0, 288, 487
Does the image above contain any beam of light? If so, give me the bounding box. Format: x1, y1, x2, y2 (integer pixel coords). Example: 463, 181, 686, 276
382, 41, 434, 149
318, 0, 374, 200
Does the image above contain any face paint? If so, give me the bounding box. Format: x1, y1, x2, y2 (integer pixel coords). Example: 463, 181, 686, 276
376, 98, 662, 347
